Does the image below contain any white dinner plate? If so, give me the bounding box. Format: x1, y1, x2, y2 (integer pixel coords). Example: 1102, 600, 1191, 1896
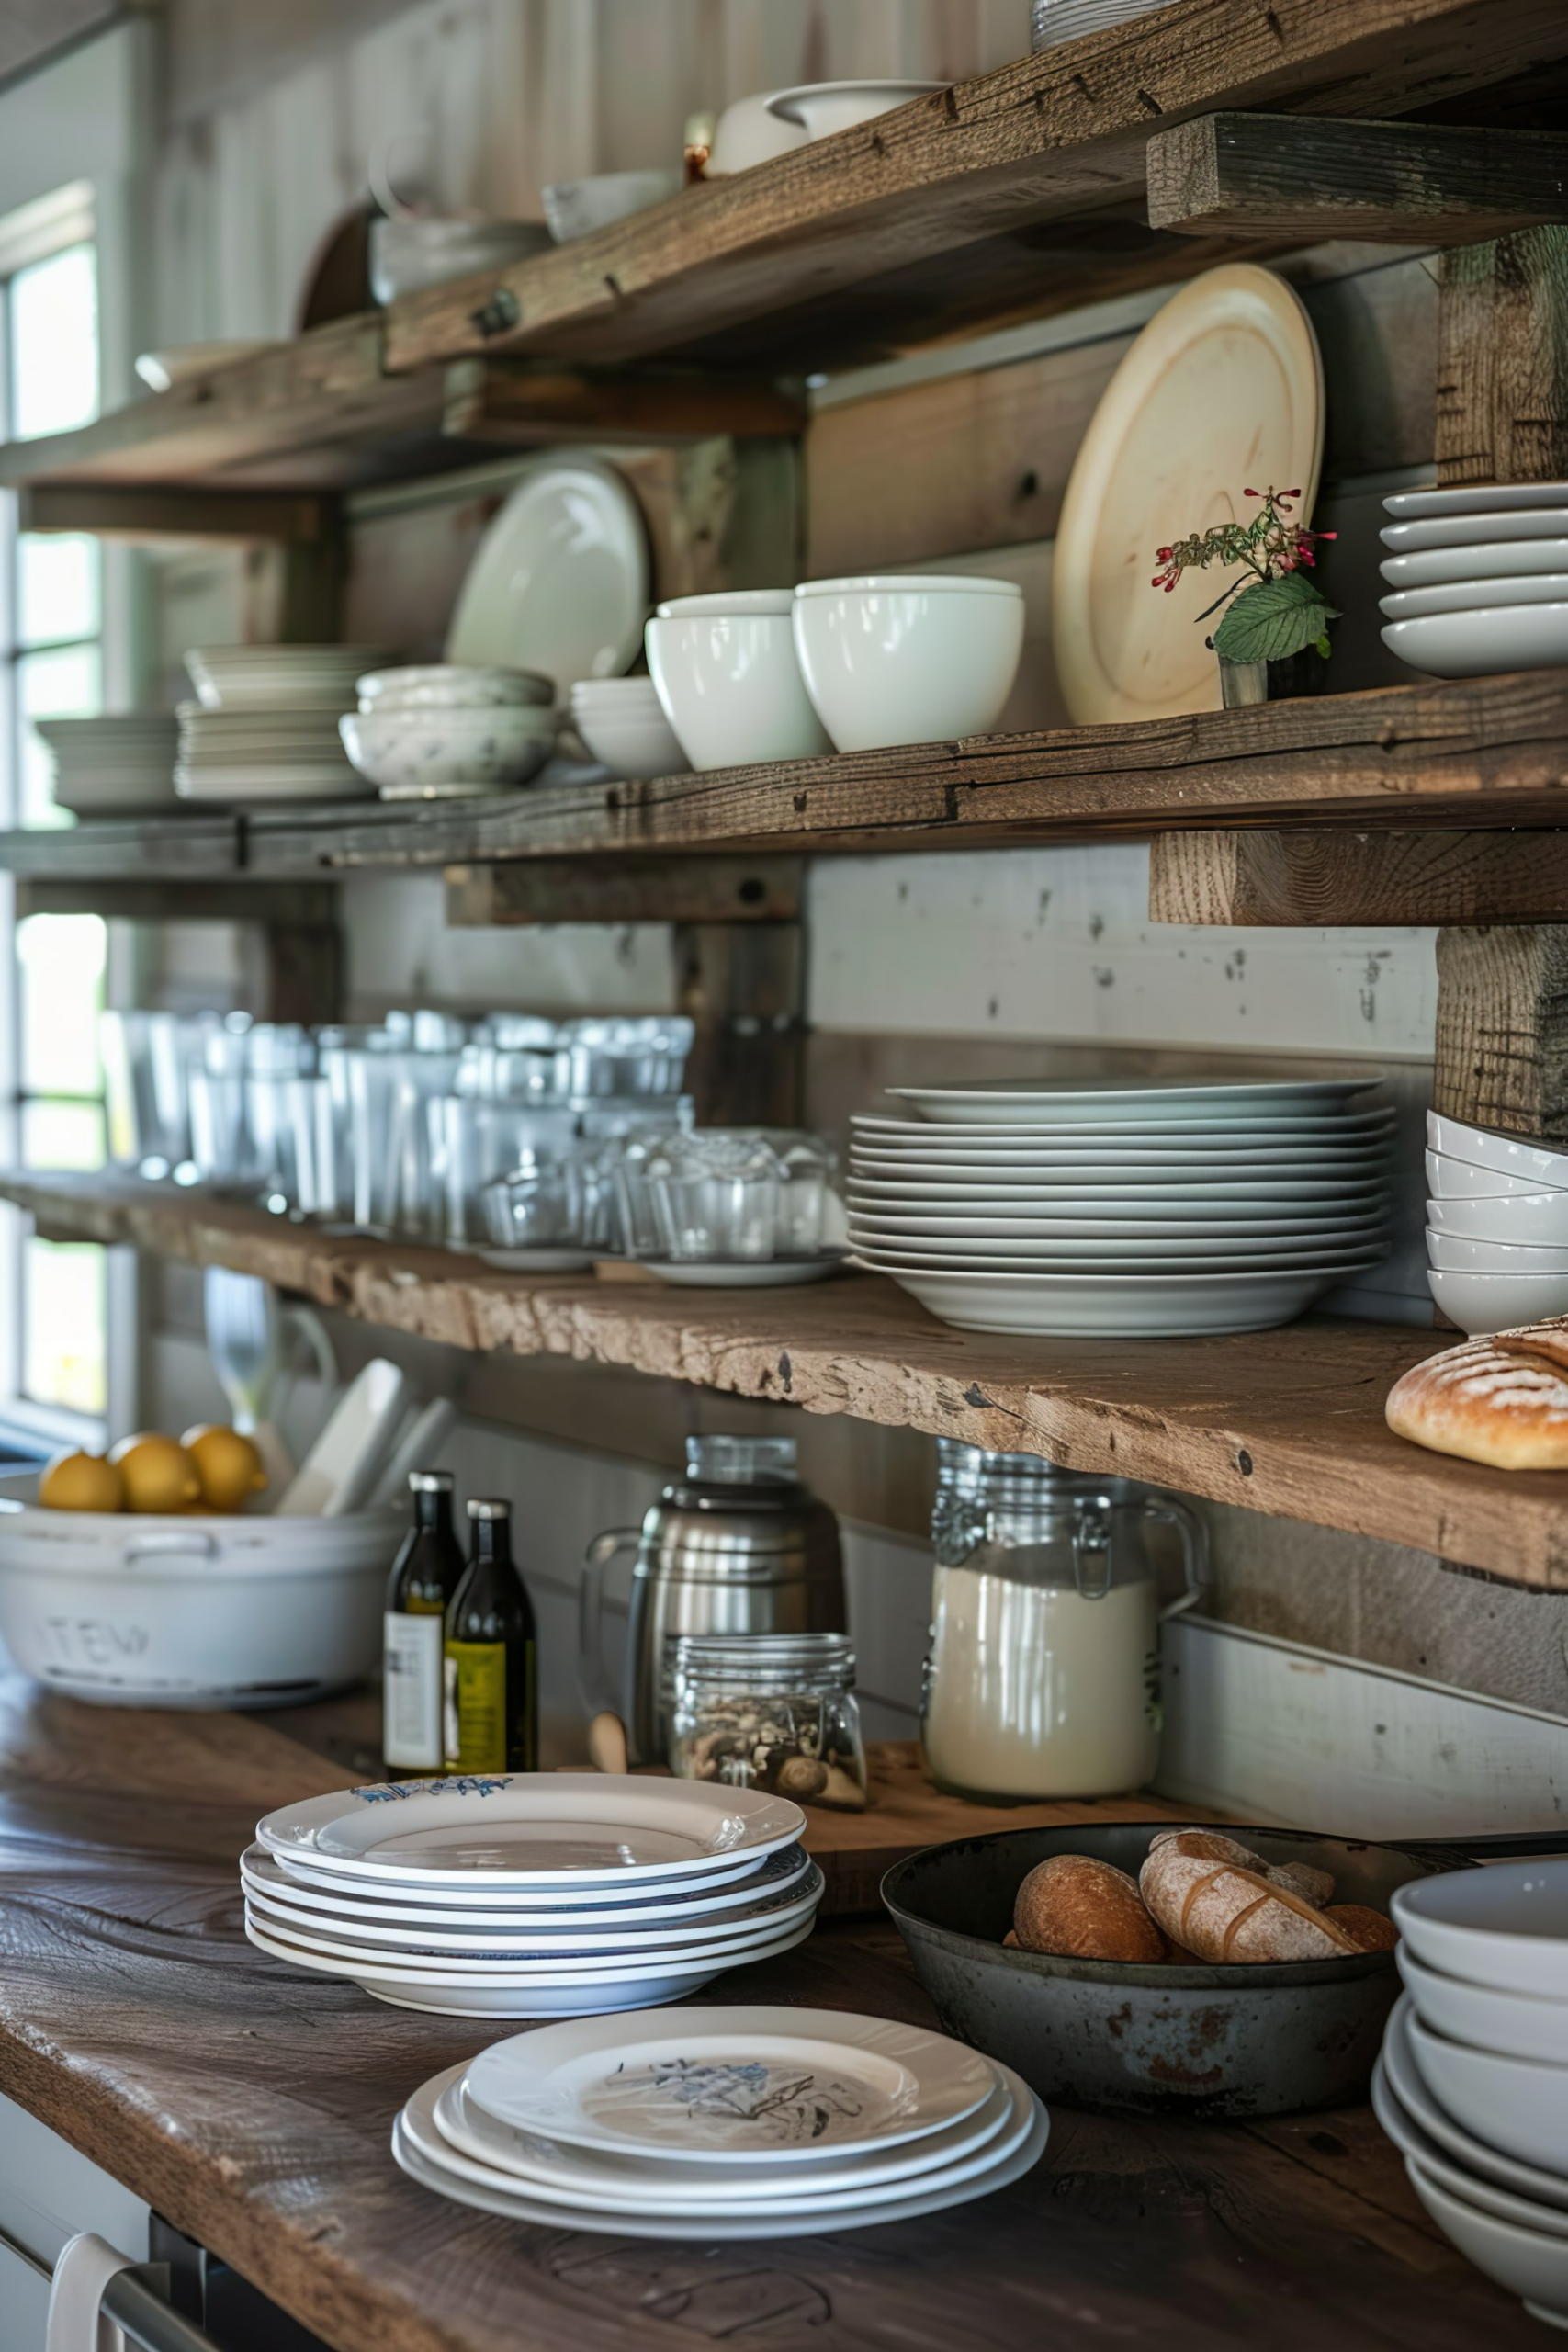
848, 1222, 1386, 1261
873, 1261, 1368, 1335
466, 2005, 998, 2163
1385, 482, 1568, 520
175, 765, 371, 803
882, 1079, 1376, 1125
446, 455, 649, 692
244, 1898, 813, 1973
243, 1840, 810, 1924
852, 1170, 1391, 1205
845, 1194, 1387, 1236
1381, 1997, 1568, 2214
1380, 539, 1568, 589
853, 1241, 1385, 1276
1381, 510, 1568, 552
852, 1107, 1393, 1138
257, 1773, 803, 1887
1382, 604, 1568, 678
1380, 574, 1568, 621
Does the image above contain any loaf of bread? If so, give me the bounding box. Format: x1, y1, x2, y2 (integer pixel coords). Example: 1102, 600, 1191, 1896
1386, 1320, 1568, 1469
1013, 1853, 1167, 1962
1147, 1827, 1335, 1909
1140, 1831, 1360, 1963
1325, 1902, 1398, 1952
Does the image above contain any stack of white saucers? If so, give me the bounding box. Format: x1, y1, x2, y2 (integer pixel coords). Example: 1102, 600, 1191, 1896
1426, 1109, 1568, 1334
570, 674, 687, 781
341, 663, 558, 799
242, 1772, 820, 2018
179, 643, 393, 803
37, 716, 181, 817
1375, 1862, 1568, 2329
1380, 483, 1568, 677
846, 1076, 1395, 1336
393, 2005, 1048, 2237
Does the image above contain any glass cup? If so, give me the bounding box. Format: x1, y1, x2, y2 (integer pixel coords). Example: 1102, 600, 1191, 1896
647, 1131, 784, 1261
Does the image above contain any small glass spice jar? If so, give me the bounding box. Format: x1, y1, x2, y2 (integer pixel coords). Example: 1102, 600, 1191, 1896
668, 1632, 868, 1810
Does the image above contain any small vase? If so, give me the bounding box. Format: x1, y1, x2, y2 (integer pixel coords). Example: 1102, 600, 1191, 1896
1218, 649, 1332, 708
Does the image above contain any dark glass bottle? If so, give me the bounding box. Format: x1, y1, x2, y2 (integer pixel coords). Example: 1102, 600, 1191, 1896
382, 1471, 465, 1777
444, 1497, 538, 1774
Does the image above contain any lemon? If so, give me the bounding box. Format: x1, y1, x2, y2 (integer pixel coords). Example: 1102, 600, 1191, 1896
182, 1424, 267, 1514
39, 1449, 125, 1513
108, 1432, 202, 1515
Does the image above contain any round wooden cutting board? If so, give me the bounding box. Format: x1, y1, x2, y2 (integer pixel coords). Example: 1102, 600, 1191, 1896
1052, 264, 1325, 725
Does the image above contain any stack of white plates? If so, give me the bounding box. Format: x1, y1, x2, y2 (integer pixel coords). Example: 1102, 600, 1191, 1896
36, 716, 180, 817
1426, 1108, 1568, 1333
1380, 484, 1568, 677
186, 644, 390, 711
1374, 1862, 1568, 2329
847, 1077, 1395, 1335
180, 643, 393, 803
393, 2005, 1048, 2237
242, 1773, 820, 2018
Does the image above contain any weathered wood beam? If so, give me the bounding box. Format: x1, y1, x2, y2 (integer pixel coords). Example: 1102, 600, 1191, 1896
443, 359, 804, 446
446, 856, 803, 928
1149, 831, 1568, 927
1436, 223, 1568, 486
12, 879, 337, 926
1147, 115, 1568, 243
676, 921, 805, 1128
17, 483, 332, 544
1434, 925, 1568, 1141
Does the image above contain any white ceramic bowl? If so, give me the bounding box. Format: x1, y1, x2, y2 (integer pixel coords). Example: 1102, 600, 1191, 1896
340, 707, 556, 793
1427, 1265, 1568, 1334
1407, 2010, 1568, 2177
1427, 1229, 1568, 1272
1387, 482, 1568, 520
1427, 1193, 1568, 1246
1398, 1947, 1568, 2064
1394, 1858, 1568, 1999
358, 665, 551, 711
645, 613, 830, 769
1407, 2162, 1568, 2330
1382, 604, 1568, 677
655, 591, 795, 619
1382, 510, 1568, 553
1427, 1149, 1553, 1201
792, 579, 1025, 752
795, 572, 1023, 600
765, 81, 946, 140
573, 703, 687, 782
1381, 539, 1568, 590
707, 91, 807, 175
542, 168, 680, 242
1428, 1111, 1568, 1189
1379, 574, 1568, 621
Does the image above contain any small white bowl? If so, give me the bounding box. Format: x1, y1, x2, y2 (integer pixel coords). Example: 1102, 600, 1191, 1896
792, 579, 1024, 752
1427, 1149, 1555, 1201
1427, 1192, 1568, 1247
1380, 574, 1568, 621
1407, 2162, 1568, 2331
358, 665, 552, 711
765, 81, 947, 141
1399, 1947, 1568, 2065
1408, 2009, 1568, 2177
655, 591, 796, 620
1394, 1860, 1568, 1998
573, 704, 687, 782
340, 707, 556, 794
1427, 1264, 1568, 1334
645, 612, 830, 769
1428, 1111, 1568, 1189
1382, 603, 1568, 677
1427, 1229, 1568, 1272
1381, 539, 1568, 589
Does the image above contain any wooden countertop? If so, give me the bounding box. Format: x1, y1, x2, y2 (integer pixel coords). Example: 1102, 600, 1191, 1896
0, 1680, 1535, 2352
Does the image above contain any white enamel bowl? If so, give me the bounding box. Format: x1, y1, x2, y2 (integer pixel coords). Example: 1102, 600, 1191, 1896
1398, 1948, 1568, 2065
1407, 2010, 1568, 2177
1427, 1150, 1558, 1201
1380, 574, 1568, 621
1382, 604, 1568, 677
1393, 1860, 1568, 2000
1381, 539, 1568, 590
645, 612, 830, 769
1427, 1266, 1568, 1334
339, 707, 556, 793
1427, 1193, 1568, 1246
1381, 510, 1568, 552
1428, 1111, 1568, 1189
1427, 1230, 1568, 1272
792, 577, 1025, 752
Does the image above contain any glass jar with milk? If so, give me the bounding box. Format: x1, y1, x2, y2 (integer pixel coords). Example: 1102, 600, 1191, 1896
919, 1441, 1205, 1802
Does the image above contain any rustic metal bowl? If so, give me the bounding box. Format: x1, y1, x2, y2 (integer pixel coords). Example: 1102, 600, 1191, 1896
883, 1822, 1460, 2119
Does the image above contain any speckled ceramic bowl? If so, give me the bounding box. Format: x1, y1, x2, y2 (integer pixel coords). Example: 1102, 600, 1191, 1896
340, 707, 557, 797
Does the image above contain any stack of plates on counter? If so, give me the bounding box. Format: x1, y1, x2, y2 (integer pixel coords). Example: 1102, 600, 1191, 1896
847, 1076, 1395, 1336
36, 715, 181, 816
242, 1773, 819, 2018
392, 2006, 1048, 2237
178, 643, 393, 804
1380, 483, 1568, 677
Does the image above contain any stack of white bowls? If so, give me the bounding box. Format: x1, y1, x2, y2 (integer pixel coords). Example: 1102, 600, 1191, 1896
1425, 1109, 1568, 1334
339, 664, 557, 798
647, 590, 830, 769
846, 1075, 1395, 1336
392, 2005, 1047, 2237
1377, 1862, 1568, 2330
1380, 483, 1568, 677
570, 674, 687, 780
178, 644, 390, 803
242, 1772, 821, 2018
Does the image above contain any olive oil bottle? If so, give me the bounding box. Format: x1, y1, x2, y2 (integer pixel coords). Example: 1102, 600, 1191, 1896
382, 1471, 466, 1776
443, 1497, 538, 1774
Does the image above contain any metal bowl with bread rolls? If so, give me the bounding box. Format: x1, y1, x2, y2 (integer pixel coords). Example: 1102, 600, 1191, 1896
883, 1822, 1460, 2119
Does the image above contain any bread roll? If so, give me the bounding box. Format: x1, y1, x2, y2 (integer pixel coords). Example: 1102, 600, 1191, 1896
1386, 1320, 1568, 1469
1148, 1827, 1335, 1908
1140, 1832, 1359, 1963
1013, 1853, 1166, 1962
1269, 1860, 1337, 1908
1325, 1902, 1398, 1952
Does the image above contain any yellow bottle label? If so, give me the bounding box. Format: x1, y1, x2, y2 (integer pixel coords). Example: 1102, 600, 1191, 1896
444, 1639, 508, 1774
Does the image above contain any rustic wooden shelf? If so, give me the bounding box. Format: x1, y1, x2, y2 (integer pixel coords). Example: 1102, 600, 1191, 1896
4, 1169, 1557, 1591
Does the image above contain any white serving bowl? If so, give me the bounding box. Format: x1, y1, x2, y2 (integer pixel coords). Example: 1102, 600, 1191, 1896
766, 81, 946, 140
1380, 573, 1568, 621
358, 664, 551, 712
1427, 1265, 1568, 1334
1427, 1148, 1561, 1201
1427, 1229, 1568, 1272
1393, 1860, 1568, 2000
1428, 1110, 1568, 1188
542, 168, 680, 242
1399, 1948, 1568, 2065
1427, 1193, 1568, 1246
340, 707, 556, 793
1382, 603, 1568, 677
792, 578, 1025, 752
1407, 2163, 1568, 2330
1381, 539, 1568, 591
1408, 2010, 1568, 2177
573, 703, 687, 782
707, 91, 807, 175
655, 590, 795, 619
645, 613, 830, 769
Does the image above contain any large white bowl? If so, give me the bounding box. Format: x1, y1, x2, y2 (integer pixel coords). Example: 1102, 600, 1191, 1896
1399, 1948, 1568, 2064
1393, 1860, 1568, 2000
792, 579, 1024, 752
1427, 1229, 1568, 1272
1408, 2010, 1568, 2177
1408, 2162, 1568, 2330
1427, 1149, 1557, 1201
1382, 603, 1568, 677
1428, 1111, 1568, 1189
645, 613, 829, 769
1380, 574, 1568, 621
1427, 1193, 1568, 1246
573, 702, 687, 782
1427, 1265, 1568, 1334
339, 707, 556, 794
1381, 539, 1568, 590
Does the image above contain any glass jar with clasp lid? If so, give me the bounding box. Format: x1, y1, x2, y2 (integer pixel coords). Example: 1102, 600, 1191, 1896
669, 1630, 868, 1809
920, 1440, 1206, 1803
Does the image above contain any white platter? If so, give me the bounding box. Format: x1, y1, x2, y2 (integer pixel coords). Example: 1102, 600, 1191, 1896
870, 1261, 1368, 1335
242, 1839, 810, 1923
1382, 603, 1568, 678
1381, 510, 1568, 552
1381, 1997, 1568, 2214
466, 2005, 997, 2161
446, 455, 649, 692
1385, 482, 1568, 520
1380, 539, 1568, 589
256, 1772, 803, 1887
882, 1078, 1375, 1125
243, 1899, 812, 1973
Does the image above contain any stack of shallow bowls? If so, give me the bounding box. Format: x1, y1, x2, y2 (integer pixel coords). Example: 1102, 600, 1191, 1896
1380, 483, 1568, 677
847, 1075, 1395, 1336
1376, 1862, 1568, 2330
647, 590, 830, 769
1425, 1109, 1568, 1334
570, 675, 687, 780
242, 1772, 819, 2018
340, 664, 557, 798
178, 644, 391, 803
392, 2004, 1047, 2237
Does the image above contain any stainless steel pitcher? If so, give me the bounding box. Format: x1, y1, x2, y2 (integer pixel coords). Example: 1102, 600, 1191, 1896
580, 1434, 846, 1763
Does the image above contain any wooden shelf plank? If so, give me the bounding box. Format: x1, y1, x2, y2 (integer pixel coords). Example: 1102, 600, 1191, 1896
1148, 829, 1568, 925
6, 1170, 1561, 1592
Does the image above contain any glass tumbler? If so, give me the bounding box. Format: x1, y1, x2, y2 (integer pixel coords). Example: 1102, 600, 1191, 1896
648, 1132, 784, 1261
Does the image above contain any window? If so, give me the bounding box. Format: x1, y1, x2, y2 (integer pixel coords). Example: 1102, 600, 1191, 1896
0, 183, 107, 1428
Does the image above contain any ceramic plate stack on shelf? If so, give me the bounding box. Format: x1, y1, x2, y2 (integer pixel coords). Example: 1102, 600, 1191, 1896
1425, 1109, 1568, 1334
846, 1078, 1395, 1336
242, 1774, 820, 2018
1380, 483, 1568, 677
178, 645, 390, 804
392, 2005, 1048, 2237
37, 716, 181, 817
1374, 1863, 1568, 2329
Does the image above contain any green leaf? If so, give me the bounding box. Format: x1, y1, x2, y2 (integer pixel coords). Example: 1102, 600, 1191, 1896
1212, 573, 1341, 664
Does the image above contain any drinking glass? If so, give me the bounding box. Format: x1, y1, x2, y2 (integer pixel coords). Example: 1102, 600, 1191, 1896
648, 1132, 784, 1261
